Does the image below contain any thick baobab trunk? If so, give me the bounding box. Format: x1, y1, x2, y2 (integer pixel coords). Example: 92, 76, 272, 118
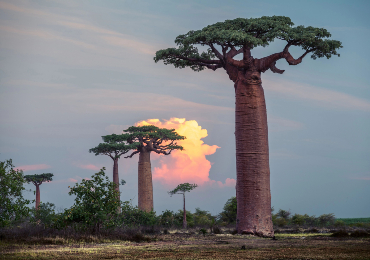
35, 184, 40, 210
113, 158, 120, 202
183, 193, 187, 229
138, 148, 153, 212
235, 70, 274, 237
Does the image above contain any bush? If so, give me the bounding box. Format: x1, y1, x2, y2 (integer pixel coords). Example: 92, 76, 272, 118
174, 210, 194, 228
274, 217, 288, 227
55, 168, 121, 232
159, 209, 175, 227
0, 159, 32, 227
291, 214, 306, 226
334, 220, 346, 227
119, 201, 159, 227
276, 209, 291, 220
30, 202, 57, 228
318, 213, 335, 226
218, 197, 237, 224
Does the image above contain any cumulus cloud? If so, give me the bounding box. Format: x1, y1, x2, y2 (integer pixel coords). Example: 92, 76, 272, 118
135, 118, 235, 187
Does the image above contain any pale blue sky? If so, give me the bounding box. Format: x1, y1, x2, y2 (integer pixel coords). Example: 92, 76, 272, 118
0, 0, 369, 218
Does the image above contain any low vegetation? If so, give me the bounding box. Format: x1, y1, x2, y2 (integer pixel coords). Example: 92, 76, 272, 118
1, 159, 369, 259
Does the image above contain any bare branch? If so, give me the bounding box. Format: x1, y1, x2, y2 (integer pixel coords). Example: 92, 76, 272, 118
124, 150, 140, 158
209, 43, 224, 61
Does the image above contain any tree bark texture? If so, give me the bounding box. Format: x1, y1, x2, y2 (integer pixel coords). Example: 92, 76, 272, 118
234, 69, 273, 237
183, 193, 187, 229
113, 158, 120, 202
138, 148, 153, 212
35, 184, 40, 210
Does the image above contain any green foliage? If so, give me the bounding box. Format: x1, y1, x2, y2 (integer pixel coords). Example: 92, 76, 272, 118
159, 209, 175, 227
124, 125, 186, 152
218, 196, 237, 224
334, 220, 346, 227
318, 213, 335, 226
291, 214, 306, 226
199, 228, 207, 237
274, 217, 288, 227
24, 173, 53, 185
57, 168, 120, 231
119, 201, 159, 227
154, 16, 342, 72
168, 183, 198, 196
276, 209, 291, 220
335, 218, 370, 225
193, 208, 214, 226
30, 202, 57, 228
89, 134, 139, 159
0, 159, 31, 227
174, 210, 194, 227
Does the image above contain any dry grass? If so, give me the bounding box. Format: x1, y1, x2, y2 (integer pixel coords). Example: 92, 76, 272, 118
1, 232, 369, 259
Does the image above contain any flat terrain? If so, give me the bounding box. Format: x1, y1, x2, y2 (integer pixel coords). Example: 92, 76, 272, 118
1, 233, 370, 259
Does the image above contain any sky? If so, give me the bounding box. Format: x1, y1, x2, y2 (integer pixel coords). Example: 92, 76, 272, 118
0, 0, 369, 218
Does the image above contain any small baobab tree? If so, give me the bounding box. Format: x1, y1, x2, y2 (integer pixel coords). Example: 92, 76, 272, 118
24, 173, 53, 210
89, 134, 138, 203
154, 16, 342, 236
124, 125, 185, 212
168, 183, 198, 229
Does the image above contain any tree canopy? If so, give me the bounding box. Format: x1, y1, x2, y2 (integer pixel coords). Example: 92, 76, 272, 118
0, 159, 31, 227
124, 125, 185, 158
154, 16, 342, 74
89, 134, 140, 159
24, 173, 53, 186
168, 183, 198, 196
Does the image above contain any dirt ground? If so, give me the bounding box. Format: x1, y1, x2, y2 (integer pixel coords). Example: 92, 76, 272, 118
1, 233, 370, 259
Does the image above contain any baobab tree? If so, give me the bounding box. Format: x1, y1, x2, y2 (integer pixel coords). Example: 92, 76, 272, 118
168, 183, 198, 229
24, 173, 53, 210
154, 16, 342, 236
89, 134, 138, 202
124, 125, 185, 212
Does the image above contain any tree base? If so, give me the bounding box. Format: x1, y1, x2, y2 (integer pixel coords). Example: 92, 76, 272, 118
240, 229, 274, 238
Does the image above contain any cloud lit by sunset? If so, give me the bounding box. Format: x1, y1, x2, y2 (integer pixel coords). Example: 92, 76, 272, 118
135, 118, 236, 187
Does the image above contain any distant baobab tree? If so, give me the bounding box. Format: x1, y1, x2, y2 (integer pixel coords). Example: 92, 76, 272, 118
154, 16, 342, 236
24, 173, 53, 210
124, 125, 185, 212
168, 183, 198, 229
89, 134, 139, 203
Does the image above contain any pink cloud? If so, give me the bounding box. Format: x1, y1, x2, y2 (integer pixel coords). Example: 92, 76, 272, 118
76, 164, 101, 171
14, 164, 51, 172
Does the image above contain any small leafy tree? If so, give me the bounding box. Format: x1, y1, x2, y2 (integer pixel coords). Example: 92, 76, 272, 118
168, 183, 197, 229
89, 134, 139, 204
0, 159, 31, 227
218, 196, 237, 224
63, 168, 121, 232
24, 173, 53, 210
30, 202, 57, 228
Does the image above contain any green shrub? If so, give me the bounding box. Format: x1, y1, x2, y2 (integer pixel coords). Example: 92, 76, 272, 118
291, 214, 305, 226
30, 202, 57, 228
218, 197, 237, 224
174, 210, 194, 228
119, 201, 159, 227
318, 213, 335, 226
55, 168, 120, 231
159, 209, 175, 227
274, 217, 288, 227
0, 159, 32, 227
334, 220, 346, 227
276, 209, 291, 220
